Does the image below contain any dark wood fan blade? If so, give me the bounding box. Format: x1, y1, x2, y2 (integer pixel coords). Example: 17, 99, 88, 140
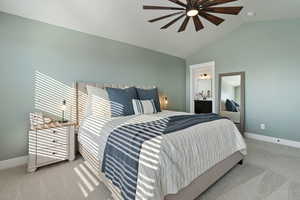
161, 14, 186, 29
203, 0, 238, 7
198, 11, 225, 25
167, 0, 187, 7
194, 0, 210, 7
187, 0, 193, 6
203, 6, 243, 15
148, 11, 184, 23
178, 16, 190, 32
192, 15, 204, 31
143, 5, 185, 10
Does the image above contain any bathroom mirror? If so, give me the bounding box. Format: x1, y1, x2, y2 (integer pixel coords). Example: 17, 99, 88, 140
218, 72, 245, 135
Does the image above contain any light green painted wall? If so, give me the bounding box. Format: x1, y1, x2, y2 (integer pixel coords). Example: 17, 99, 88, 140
0, 12, 186, 161
186, 18, 300, 142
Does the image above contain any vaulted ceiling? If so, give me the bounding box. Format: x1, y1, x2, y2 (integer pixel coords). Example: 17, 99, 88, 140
0, 0, 299, 58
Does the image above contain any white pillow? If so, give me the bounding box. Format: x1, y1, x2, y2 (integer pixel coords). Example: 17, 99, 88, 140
84, 85, 112, 118
132, 99, 157, 115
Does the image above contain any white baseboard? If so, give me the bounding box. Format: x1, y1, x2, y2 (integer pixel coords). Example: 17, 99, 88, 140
0, 156, 28, 170
245, 132, 300, 149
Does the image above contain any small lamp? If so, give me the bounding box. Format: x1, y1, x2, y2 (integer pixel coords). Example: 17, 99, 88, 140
59, 100, 68, 123
163, 96, 168, 110
199, 73, 211, 80
164, 97, 168, 105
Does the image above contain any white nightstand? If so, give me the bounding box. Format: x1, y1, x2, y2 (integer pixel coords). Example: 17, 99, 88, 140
27, 122, 76, 172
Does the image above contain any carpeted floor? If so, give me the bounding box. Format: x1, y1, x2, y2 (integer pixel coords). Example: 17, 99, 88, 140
1, 139, 300, 200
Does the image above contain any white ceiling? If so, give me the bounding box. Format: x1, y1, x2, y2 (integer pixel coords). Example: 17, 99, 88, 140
0, 0, 299, 58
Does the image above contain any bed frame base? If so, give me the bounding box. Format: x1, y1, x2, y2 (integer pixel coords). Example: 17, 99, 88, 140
238, 159, 244, 165
165, 152, 243, 200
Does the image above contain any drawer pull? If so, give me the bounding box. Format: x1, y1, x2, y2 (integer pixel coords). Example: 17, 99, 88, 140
52, 140, 56, 143
53, 131, 56, 134
52, 152, 56, 155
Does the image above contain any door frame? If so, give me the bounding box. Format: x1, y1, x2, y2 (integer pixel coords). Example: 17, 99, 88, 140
189, 61, 216, 113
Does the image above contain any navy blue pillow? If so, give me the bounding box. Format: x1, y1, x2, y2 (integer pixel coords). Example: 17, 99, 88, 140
225, 99, 237, 112
136, 88, 161, 112
106, 87, 138, 117
231, 100, 240, 108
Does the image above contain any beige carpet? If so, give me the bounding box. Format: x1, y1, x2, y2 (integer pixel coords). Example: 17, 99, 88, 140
1, 139, 300, 200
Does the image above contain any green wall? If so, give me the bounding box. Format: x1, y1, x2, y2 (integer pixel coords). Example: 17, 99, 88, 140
2, 10, 299, 162
186, 18, 300, 142
0, 12, 186, 161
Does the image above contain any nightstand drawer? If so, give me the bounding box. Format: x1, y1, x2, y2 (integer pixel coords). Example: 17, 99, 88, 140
37, 132, 67, 146
37, 127, 68, 138
37, 127, 68, 146
37, 144, 68, 165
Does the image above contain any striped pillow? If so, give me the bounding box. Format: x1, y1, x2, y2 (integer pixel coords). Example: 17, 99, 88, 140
132, 99, 157, 115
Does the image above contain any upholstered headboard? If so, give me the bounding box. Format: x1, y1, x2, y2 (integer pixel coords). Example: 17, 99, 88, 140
74, 82, 156, 125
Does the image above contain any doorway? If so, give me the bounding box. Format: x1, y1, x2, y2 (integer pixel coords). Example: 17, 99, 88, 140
189, 61, 216, 113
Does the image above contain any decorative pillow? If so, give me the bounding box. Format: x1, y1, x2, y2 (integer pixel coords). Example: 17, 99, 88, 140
85, 85, 112, 118
231, 100, 240, 107
136, 88, 161, 112
132, 99, 157, 115
106, 87, 138, 117
225, 99, 238, 112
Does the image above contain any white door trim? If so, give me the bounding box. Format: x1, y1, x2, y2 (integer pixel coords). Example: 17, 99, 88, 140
189, 61, 216, 113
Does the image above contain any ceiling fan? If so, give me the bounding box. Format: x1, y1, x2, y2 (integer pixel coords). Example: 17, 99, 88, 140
143, 0, 243, 32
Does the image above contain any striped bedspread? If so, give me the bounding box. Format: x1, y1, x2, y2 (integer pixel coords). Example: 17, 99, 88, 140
101, 114, 226, 200
78, 111, 247, 200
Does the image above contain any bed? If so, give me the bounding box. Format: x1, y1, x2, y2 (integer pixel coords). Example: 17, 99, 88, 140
219, 111, 240, 123
74, 82, 247, 200
220, 100, 240, 124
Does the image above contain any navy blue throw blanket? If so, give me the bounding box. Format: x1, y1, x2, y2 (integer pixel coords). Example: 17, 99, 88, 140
101, 114, 226, 200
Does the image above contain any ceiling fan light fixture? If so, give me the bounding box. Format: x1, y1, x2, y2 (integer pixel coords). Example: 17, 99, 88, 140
187, 9, 199, 17
143, 0, 244, 33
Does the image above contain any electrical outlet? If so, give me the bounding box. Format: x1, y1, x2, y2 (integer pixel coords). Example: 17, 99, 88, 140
260, 124, 266, 130
277, 139, 281, 143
